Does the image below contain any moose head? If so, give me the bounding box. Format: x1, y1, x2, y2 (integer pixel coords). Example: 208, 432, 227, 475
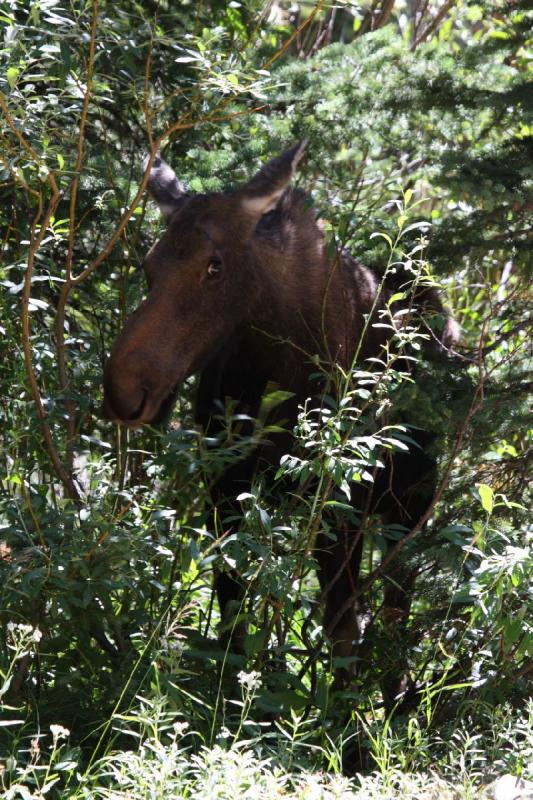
103, 142, 307, 427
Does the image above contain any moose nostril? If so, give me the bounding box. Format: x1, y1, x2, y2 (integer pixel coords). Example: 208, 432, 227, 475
103, 364, 151, 424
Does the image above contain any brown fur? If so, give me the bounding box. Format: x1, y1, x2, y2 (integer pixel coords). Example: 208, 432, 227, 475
103, 145, 458, 709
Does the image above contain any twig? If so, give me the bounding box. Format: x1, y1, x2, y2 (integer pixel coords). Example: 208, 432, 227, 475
411, 0, 456, 51
0, 95, 80, 501
56, 0, 99, 472
261, 0, 326, 70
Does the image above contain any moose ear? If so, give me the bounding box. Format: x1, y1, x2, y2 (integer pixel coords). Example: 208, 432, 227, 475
143, 152, 187, 220
239, 141, 307, 219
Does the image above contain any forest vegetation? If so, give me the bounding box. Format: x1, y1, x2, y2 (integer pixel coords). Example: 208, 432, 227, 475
0, 0, 531, 797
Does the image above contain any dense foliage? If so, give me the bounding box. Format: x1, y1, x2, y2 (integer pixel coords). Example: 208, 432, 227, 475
0, 0, 531, 796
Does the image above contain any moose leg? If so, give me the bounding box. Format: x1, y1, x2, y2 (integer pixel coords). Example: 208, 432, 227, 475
196, 350, 270, 655
214, 570, 248, 654
377, 443, 438, 715
211, 492, 249, 653
379, 547, 418, 714
316, 525, 365, 683
209, 443, 280, 654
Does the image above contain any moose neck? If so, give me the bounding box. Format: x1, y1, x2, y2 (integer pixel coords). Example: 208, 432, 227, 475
245, 190, 360, 382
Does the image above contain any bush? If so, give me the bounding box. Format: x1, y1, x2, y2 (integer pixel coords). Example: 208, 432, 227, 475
0, 0, 530, 795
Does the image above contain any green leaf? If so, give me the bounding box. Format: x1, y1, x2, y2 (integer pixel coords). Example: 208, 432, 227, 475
477, 483, 494, 514
397, 214, 407, 229
6, 67, 19, 89
370, 231, 393, 248
388, 291, 406, 305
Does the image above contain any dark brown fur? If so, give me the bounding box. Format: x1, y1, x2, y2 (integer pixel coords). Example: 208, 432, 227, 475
104, 144, 459, 708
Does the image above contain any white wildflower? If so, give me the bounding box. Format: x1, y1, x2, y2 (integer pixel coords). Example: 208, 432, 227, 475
237, 670, 262, 691
172, 721, 189, 737
50, 724, 70, 742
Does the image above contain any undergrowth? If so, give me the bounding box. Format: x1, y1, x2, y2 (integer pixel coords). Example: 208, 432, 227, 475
2, 677, 531, 798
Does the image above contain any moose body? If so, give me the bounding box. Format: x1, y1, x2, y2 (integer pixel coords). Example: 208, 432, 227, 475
104, 143, 458, 706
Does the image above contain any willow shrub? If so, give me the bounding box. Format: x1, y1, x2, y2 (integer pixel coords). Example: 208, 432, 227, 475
0, 0, 530, 781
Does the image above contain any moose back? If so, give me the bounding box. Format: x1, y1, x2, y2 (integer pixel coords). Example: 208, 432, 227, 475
103, 143, 458, 707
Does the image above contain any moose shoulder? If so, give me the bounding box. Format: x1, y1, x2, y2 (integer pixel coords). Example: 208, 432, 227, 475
103, 143, 459, 710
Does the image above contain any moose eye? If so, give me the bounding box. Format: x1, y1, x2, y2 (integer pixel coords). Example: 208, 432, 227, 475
207, 258, 222, 278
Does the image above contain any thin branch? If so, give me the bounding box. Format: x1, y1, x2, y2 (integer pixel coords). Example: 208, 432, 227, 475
56, 0, 99, 472
358, 0, 380, 37
412, 0, 431, 45
261, 0, 326, 70
0, 93, 59, 199
0, 94, 80, 502
374, 0, 396, 30
411, 0, 456, 51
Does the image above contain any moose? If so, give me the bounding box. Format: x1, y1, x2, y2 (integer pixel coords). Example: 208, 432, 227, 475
103, 143, 459, 708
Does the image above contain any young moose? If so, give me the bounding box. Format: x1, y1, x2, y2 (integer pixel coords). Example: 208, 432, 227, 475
103, 143, 459, 707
